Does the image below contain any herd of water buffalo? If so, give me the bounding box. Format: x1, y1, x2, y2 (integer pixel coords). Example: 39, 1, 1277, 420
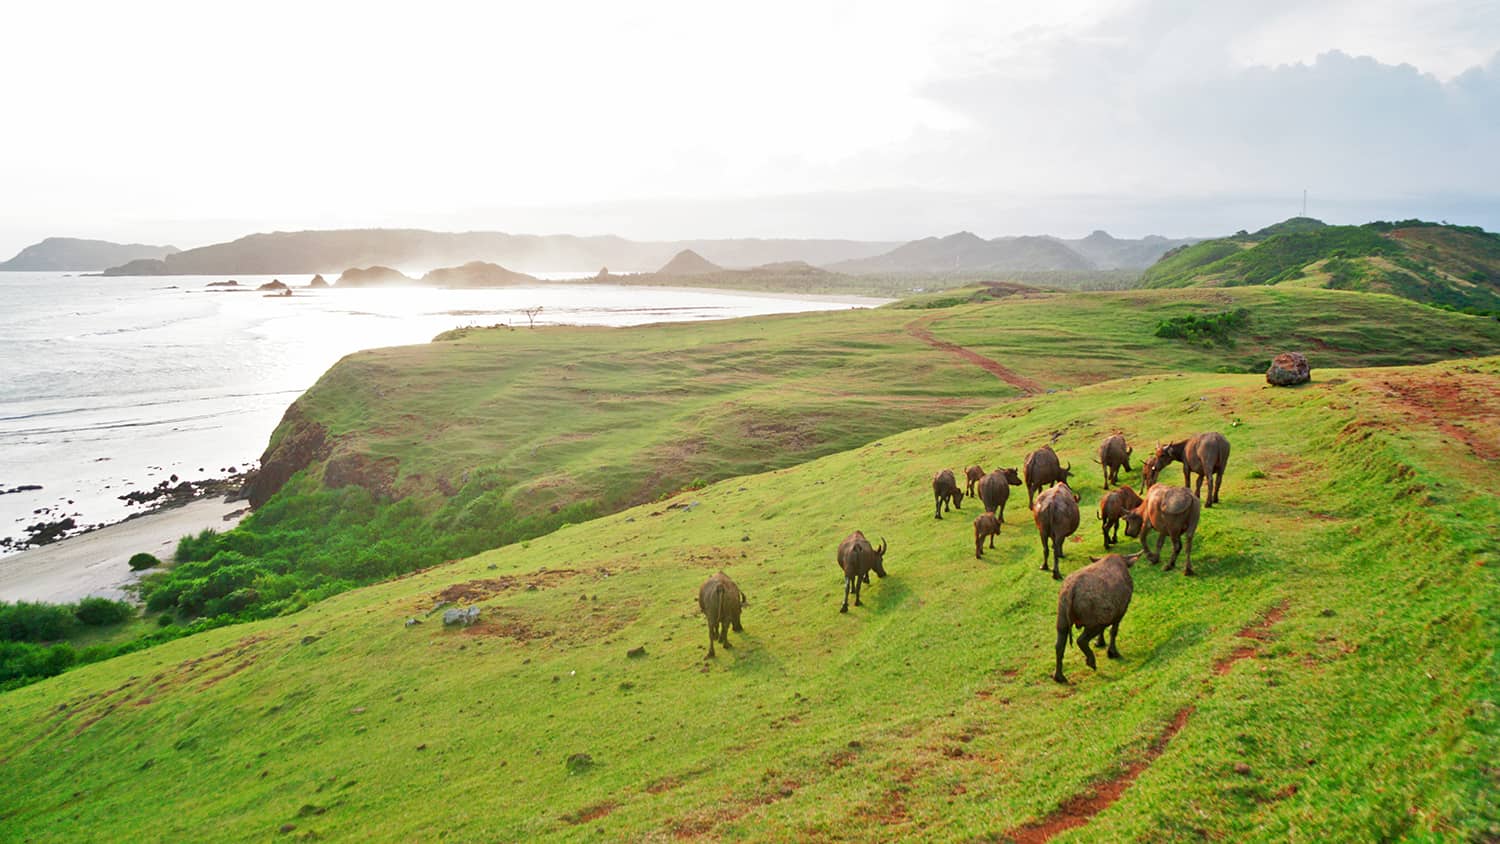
697, 431, 1232, 683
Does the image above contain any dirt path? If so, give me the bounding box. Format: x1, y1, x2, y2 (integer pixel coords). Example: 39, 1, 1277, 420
905, 315, 1045, 395
1005, 600, 1290, 842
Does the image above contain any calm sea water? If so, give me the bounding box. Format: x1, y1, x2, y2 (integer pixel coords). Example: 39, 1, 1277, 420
0, 272, 880, 549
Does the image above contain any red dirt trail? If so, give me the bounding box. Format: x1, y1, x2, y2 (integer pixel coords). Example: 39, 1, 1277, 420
905, 316, 1045, 395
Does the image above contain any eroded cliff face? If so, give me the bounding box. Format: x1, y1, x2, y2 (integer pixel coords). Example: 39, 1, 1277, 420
242, 403, 330, 507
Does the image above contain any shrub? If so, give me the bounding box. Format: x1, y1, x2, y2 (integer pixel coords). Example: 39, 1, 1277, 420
128, 552, 161, 571
0, 601, 77, 642
1153, 308, 1251, 344
74, 597, 135, 626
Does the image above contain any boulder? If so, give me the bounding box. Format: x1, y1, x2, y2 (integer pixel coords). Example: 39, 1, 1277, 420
443, 606, 480, 626
307, 274, 328, 288
1266, 352, 1310, 386
256, 279, 289, 292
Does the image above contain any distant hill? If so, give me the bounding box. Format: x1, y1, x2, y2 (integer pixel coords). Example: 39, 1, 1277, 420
1141, 218, 1500, 312
96, 229, 898, 275
420, 261, 536, 287
831, 230, 1196, 274
655, 249, 723, 276
0, 237, 178, 271
335, 266, 415, 286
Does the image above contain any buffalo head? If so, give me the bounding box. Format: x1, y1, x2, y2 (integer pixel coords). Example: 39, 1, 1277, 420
1122, 509, 1145, 538
1001, 467, 1022, 485
871, 537, 888, 578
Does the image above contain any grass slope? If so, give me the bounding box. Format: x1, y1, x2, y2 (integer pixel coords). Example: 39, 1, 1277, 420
1, 357, 1496, 841
1141, 220, 1500, 313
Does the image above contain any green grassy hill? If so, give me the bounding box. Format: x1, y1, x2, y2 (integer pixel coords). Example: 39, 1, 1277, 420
1141, 219, 1500, 313
2, 355, 1495, 841
119, 288, 1500, 629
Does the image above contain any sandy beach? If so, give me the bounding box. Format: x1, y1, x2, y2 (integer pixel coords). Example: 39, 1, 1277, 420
0, 498, 249, 604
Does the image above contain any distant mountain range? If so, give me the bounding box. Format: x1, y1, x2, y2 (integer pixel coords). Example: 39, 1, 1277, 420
1140, 217, 1500, 312
0, 237, 178, 271
830, 230, 1198, 274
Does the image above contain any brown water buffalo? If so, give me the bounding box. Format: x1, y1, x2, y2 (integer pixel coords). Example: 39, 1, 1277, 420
1123, 484, 1202, 575
1054, 552, 1140, 683
1097, 485, 1144, 548
836, 531, 888, 613
1140, 453, 1162, 490
1032, 482, 1081, 580
1023, 446, 1073, 508
964, 465, 986, 497
698, 571, 748, 658
1097, 434, 1133, 489
1152, 432, 1230, 506
977, 467, 1023, 523
932, 469, 964, 519
973, 511, 1001, 558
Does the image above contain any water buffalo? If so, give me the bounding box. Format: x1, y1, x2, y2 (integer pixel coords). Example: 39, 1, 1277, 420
1023, 445, 1072, 508
973, 511, 1001, 558
836, 531, 888, 613
698, 571, 748, 658
1032, 481, 1081, 580
964, 465, 986, 497
932, 469, 964, 519
1097, 434, 1133, 489
1097, 485, 1143, 548
1054, 552, 1140, 683
1123, 484, 1202, 575
978, 467, 1023, 523
1152, 432, 1230, 506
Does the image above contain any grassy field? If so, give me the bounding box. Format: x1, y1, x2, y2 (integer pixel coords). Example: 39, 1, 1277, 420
1, 354, 1495, 841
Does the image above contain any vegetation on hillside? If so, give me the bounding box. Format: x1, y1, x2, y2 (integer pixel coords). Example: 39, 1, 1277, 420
1, 357, 1494, 840
1141, 218, 1500, 313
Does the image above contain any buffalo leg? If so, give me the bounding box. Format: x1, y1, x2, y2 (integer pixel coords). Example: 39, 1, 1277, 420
706, 621, 716, 658
1102, 521, 1112, 548
1183, 534, 1196, 576
1039, 531, 1051, 571
1092, 630, 1106, 648
1054, 625, 1069, 683
840, 576, 851, 613
719, 620, 733, 649
1051, 537, 1064, 580
999, 501, 1007, 524
1182, 464, 1191, 489
934, 491, 943, 520
1107, 622, 1122, 659
1077, 626, 1100, 669
1166, 535, 1183, 570
975, 535, 983, 559
1213, 469, 1224, 505
1158, 533, 1173, 571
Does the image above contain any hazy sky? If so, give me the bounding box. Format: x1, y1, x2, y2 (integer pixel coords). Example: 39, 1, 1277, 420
2, 0, 1497, 255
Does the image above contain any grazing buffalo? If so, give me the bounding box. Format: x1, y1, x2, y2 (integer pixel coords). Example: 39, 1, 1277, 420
1032, 482, 1081, 580
932, 469, 964, 519
1097, 434, 1133, 489
698, 571, 748, 658
1152, 432, 1230, 506
964, 465, 986, 497
978, 467, 1023, 524
973, 511, 1001, 558
1097, 485, 1143, 548
1123, 484, 1202, 575
1054, 552, 1140, 683
836, 531, 888, 613
1023, 446, 1073, 508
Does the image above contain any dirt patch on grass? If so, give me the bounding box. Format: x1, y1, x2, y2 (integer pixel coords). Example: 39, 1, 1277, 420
429, 567, 610, 605
561, 801, 616, 825
1373, 373, 1500, 460
1005, 705, 1195, 844
1214, 600, 1288, 675
906, 315, 1044, 395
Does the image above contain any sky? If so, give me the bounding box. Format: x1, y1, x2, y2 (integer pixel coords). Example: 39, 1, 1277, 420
1, 0, 1497, 255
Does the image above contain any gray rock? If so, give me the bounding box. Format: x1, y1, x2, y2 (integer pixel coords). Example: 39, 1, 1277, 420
404, 617, 422, 627
1266, 352, 1311, 386
443, 606, 481, 626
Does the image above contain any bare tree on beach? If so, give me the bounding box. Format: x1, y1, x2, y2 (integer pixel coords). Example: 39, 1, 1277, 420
522, 306, 543, 328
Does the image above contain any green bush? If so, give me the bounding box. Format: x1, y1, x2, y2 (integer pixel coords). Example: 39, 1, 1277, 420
73, 597, 134, 626
1153, 308, 1251, 344
128, 552, 161, 571
0, 641, 76, 688
0, 601, 77, 642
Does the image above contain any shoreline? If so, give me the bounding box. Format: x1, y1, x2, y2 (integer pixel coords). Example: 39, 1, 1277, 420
0, 498, 249, 604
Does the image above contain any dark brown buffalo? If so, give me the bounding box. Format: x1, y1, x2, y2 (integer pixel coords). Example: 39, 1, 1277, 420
836, 531, 888, 613
1097, 484, 1143, 548
1032, 481, 1081, 580
697, 571, 747, 658
964, 465, 986, 497
1054, 552, 1140, 683
978, 467, 1023, 523
1151, 432, 1231, 506
1123, 484, 1202, 575
932, 469, 964, 519
973, 511, 1001, 559
1097, 434, 1133, 489
1023, 445, 1073, 508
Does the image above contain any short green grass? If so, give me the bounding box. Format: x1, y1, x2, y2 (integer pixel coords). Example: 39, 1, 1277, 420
2, 357, 1495, 841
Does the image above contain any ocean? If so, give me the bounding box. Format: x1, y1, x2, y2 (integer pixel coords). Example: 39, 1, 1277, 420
0, 272, 880, 550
